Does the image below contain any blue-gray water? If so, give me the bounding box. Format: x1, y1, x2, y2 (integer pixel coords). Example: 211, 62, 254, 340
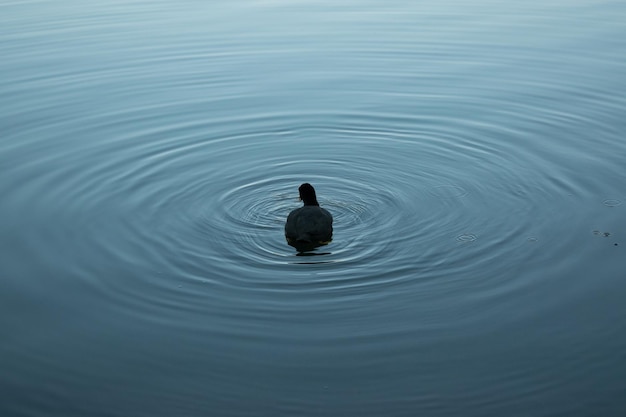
1, 1, 625, 416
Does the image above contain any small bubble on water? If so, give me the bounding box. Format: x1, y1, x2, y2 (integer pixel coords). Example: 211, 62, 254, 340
527, 237, 538, 243
456, 233, 477, 242
603, 199, 622, 207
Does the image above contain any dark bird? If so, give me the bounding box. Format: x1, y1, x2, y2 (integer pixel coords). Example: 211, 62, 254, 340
285, 183, 333, 252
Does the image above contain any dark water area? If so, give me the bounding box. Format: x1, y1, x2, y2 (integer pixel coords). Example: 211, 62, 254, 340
1, 1, 626, 416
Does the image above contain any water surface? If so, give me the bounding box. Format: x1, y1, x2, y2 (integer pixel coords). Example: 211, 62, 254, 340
1, 1, 626, 416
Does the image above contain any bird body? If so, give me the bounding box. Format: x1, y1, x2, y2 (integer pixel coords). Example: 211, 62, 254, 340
285, 183, 333, 251
285, 205, 333, 243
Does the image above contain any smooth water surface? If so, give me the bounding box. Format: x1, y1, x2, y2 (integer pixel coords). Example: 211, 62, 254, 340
2, 1, 626, 415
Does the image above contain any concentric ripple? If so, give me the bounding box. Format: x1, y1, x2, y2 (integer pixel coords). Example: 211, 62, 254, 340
25, 106, 581, 304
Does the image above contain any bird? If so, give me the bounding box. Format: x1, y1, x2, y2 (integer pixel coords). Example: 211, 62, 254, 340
285, 183, 333, 252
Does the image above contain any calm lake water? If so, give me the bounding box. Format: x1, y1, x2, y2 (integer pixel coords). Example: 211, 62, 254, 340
2, 1, 626, 416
